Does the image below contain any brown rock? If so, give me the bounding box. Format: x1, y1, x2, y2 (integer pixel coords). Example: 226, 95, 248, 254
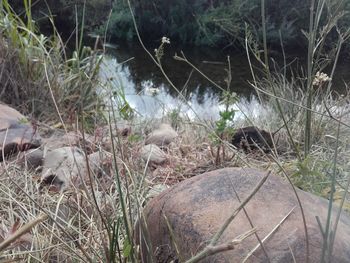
232, 126, 273, 153
138, 168, 350, 262
0, 104, 25, 121
145, 123, 177, 147
0, 104, 41, 161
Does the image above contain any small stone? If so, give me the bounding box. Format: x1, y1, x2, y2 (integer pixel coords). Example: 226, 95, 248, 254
88, 151, 113, 177
42, 131, 95, 153
145, 123, 177, 147
140, 144, 167, 165
18, 148, 44, 171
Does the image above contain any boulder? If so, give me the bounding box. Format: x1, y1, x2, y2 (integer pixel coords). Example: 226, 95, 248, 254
0, 104, 41, 161
41, 147, 87, 191
145, 124, 177, 147
138, 168, 350, 262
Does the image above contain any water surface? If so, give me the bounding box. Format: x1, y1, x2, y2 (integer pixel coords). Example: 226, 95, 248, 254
100, 41, 350, 120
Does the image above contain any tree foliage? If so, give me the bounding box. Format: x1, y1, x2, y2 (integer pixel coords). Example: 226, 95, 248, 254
104, 0, 350, 49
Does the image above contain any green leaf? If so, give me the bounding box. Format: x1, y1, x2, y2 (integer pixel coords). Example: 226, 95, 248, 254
123, 239, 132, 258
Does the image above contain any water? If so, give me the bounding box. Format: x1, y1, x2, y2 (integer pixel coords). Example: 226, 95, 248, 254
99, 41, 350, 120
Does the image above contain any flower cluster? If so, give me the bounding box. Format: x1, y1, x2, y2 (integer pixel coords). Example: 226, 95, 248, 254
161, 36, 170, 44
154, 36, 171, 60
312, 71, 331, 87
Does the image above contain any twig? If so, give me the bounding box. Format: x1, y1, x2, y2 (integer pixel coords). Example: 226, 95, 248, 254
0, 213, 48, 252
242, 206, 296, 262
230, 182, 271, 262
209, 228, 257, 253
187, 228, 256, 263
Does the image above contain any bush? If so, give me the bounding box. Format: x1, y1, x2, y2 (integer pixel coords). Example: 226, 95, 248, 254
10, 0, 112, 36
102, 0, 350, 50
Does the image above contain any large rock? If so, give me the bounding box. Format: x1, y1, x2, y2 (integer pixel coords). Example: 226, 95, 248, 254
145, 124, 177, 147
41, 147, 87, 191
139, 168, 350, 262
0, 104, 41, 161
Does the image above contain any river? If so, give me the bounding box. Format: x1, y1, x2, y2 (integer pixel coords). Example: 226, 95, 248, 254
99, 41, 350, 121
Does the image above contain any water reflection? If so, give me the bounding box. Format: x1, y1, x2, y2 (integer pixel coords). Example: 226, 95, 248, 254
99, 42, 258, 120
99, 41, 350, 120
100, 54, 216, 119
99, 53, 269, 121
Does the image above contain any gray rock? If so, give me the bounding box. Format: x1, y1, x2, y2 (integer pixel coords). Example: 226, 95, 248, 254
41, 147, 87, 191
145, 123, 177, 147
140, 144, 167, 166
0, 104, 41, 161
42, 131, 95, 153
138, 168, 350, 263
18, 148, 44, 171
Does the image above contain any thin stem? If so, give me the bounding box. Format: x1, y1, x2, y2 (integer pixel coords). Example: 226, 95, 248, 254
0, 214, 48, 252
261, 0, 269, 73
305, 0, 316, 157
270, 156, 310, 263
321, 120, 340, 262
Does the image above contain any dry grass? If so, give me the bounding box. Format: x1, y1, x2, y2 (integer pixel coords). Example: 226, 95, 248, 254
1, 1, 350, 261
0, 115, 284, 262
1, 88, 350, 261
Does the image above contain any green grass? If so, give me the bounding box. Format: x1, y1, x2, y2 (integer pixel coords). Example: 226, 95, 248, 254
0, 0, 105, 129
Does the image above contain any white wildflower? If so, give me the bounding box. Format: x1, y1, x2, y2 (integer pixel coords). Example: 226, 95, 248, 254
312, 71, 331, 86
161, 36, 170, 44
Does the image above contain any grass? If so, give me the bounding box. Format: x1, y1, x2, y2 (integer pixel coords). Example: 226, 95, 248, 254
0, 0, 105, 129
1, 0, 350, 262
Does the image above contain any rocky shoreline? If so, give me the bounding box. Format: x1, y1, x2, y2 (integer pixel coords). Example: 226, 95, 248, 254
2, 102, 350, 262
0, 103, 183, 192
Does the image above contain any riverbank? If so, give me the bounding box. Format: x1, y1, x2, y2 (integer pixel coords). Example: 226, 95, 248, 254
2, 1, 350, 261
1, 99, 350, 261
